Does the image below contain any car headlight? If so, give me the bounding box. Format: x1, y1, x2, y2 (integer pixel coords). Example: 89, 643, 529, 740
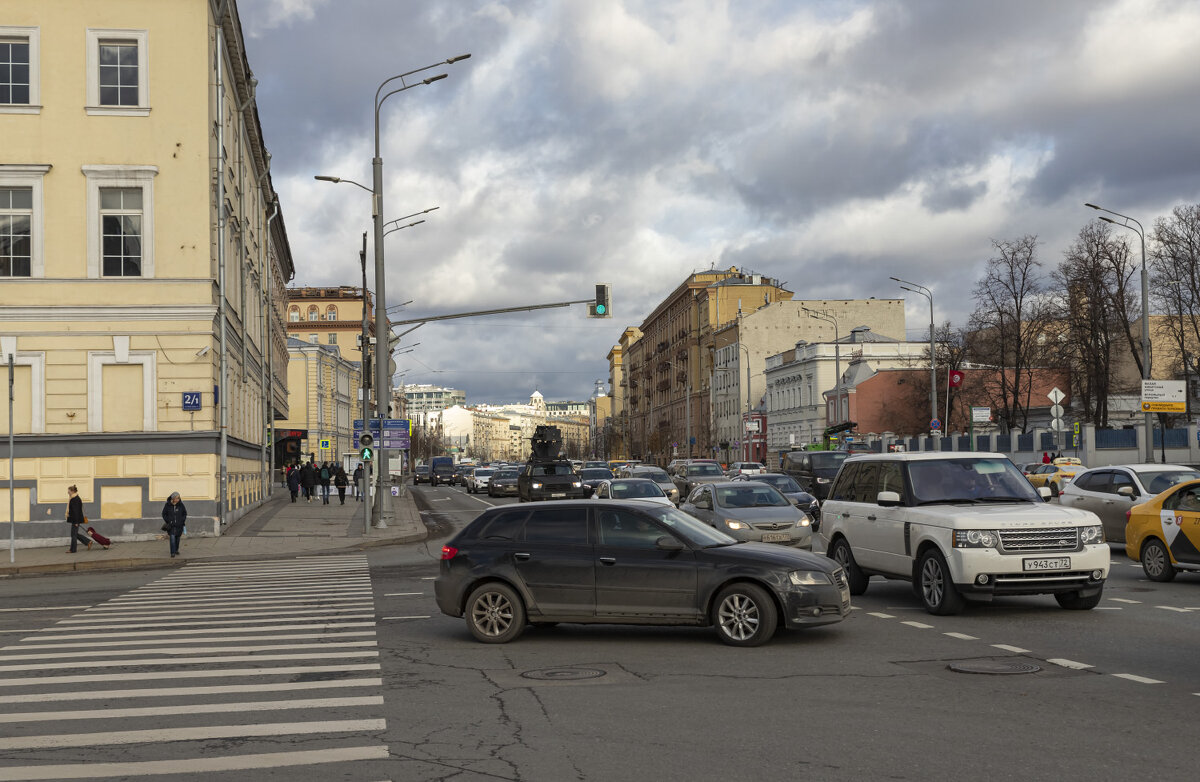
725, 520, 749, 530
816, 477, 831, 484
572, 481, 583, 488
798, 517, 811, 526
531, 481, 542, 489
789, 570, 832, 586
1080, 525, 1104, 545
952, 529, 999, 548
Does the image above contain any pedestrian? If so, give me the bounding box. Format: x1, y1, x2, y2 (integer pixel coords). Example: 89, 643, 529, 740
353, 464, 364, 501
319, 462, 332, 504
287, 465, 301, 503
300, 461, 316, 502
65, 485, 92, 553
1042, 451, 1051, 464
161, 491, 187, 558
334, 465, 349, 505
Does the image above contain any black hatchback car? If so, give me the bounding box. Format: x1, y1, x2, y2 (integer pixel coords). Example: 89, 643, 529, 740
435, 500, 849, 646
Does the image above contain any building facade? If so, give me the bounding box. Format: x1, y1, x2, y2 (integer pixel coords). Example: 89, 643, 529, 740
401, 384, 466, 417
1, 0, 293, 543
275, 338, 360, 467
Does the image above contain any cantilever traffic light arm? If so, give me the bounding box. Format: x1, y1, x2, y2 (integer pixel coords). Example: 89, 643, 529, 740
388, 298, 599, 327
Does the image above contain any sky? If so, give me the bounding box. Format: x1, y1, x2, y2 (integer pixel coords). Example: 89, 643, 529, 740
238, 0, 1200, 405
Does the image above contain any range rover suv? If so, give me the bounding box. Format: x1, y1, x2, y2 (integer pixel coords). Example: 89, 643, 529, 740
820, 453, 1109, 615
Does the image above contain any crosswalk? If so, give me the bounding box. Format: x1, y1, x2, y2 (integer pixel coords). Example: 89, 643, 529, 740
0, 554, 391, 780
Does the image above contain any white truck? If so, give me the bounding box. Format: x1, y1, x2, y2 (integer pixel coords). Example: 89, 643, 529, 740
820, 452, 1109, 615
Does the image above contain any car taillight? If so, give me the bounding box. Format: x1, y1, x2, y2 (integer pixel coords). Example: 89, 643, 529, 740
440, 545, 458, 560
1125, 510, 1131, 521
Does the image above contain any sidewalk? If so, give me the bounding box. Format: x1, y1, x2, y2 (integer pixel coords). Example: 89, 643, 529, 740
0, 486, 428, 578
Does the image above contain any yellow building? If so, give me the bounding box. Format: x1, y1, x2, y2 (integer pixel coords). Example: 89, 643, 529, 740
275, 338, 361, 469
0, 1, 293, 543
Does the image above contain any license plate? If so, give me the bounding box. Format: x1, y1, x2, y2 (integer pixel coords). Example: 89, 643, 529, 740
550, 493, 566, 498
1023, 557, 1071, 571
761, 533, 791, 543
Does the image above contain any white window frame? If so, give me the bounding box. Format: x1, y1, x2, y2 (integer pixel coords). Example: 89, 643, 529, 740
0, 338, 45, 433
82, 165, 157, 279
87, 349, 157, 433
85, 28, 149, 116
0, 26, 39, 114
0, 165, 49, 278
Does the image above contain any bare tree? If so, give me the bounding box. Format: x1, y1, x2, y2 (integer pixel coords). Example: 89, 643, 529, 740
968, 236, 1055, 432
897, 322, 971, 432
1150, 203, 1200, 415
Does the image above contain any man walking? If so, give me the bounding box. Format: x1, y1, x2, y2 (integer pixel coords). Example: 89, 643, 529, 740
353, 464, 364, 502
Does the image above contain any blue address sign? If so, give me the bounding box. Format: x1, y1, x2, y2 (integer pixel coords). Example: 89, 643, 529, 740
182, 392, 202, 411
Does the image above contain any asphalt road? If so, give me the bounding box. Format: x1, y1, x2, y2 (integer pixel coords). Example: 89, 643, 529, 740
0, 484, 1196, 780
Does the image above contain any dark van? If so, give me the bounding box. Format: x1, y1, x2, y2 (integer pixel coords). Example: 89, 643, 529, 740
780, 450, 850, 500
430, 456, 456, 487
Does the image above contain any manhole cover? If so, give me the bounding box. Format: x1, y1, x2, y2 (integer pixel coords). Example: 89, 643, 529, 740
520, 667, 607, 681
948, 661, 1041, 675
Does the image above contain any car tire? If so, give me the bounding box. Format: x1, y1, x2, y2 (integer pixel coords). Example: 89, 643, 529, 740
917, 549, 965, 616
1140, 538, 1176, 582
1055, 587, 1103, 610
465, 582, 526, 644
712, 583, 777, 647
828, 537, 868, 595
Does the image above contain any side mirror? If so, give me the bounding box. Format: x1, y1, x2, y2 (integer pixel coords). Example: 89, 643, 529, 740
876, 490, 902, 507
1117, 485, 1134, 497
1038, 486, 1052, 499
656, 536, 684, 551
696, 497, 712, 509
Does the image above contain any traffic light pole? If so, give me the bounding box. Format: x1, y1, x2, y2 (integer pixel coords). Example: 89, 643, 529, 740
386, 296, 602, 327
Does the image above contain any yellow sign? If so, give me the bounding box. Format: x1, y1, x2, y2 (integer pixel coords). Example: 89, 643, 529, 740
1142, 401, 1186, 413
1072, 422, 1080, 433
319, 439, 331, 450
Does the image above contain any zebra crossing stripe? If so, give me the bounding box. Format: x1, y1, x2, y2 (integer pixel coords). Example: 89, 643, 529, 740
28, 620, 378, 641
0, 640, 377, 662
0, 695, 384, 723
0, 663, 380, 688
0, 650, 378, 673
5, 630, 376, 651
0, 719, 387, 751
0, 678, 383, 704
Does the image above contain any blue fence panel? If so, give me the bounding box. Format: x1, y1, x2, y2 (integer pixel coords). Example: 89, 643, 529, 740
976, 435, 991, 451
1040, 432, 1058, 451
957, 435, 971, 450
940, 437, 954, 451
995, 434, 1011, 452
1017, 433, 1033, 452
1095, 428, 1137, 449
1153, 428, 1188, 448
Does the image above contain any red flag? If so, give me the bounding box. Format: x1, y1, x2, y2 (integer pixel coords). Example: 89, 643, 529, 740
948, 370, 964, 388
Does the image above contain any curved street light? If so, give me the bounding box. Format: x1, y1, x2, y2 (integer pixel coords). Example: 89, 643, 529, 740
1086, 202, 1152, 462
891, 276, 938, 441
383, 206, 439, 233
802, 306, 842, 441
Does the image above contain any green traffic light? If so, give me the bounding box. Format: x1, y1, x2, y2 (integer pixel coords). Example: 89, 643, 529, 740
595, 304, 606, 315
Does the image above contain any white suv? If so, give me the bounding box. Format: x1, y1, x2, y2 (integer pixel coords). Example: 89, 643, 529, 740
820, 452, 1109, 615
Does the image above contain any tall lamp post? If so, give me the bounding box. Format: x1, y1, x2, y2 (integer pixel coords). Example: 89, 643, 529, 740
1086, 203, 1153, 463
891, 277, 937, 446
803, 307, 841, 442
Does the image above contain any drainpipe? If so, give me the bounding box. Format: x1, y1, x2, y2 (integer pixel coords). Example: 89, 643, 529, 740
215, 0, 230, 528
263, 198, 278, 501
236, 79, 257, 390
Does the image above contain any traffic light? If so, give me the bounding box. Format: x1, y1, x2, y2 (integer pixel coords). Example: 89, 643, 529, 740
589, 283, 611, 318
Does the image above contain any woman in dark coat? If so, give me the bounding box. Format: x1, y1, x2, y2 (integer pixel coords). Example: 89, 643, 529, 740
161, 492, 187, 558
286, 465, 301, 502
66, 485, 91, 553
319, 462, 332, 505
334, 465, 349, 505
300, 462, 316, 502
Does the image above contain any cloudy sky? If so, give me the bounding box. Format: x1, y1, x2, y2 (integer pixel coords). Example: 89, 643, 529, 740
238, 0, 1200, 405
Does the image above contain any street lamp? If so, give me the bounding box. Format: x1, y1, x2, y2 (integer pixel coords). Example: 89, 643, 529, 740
891, 276, 937, 444
1085, 202, 1153, 462
803, 307, 841, 439
383, 206, 439, 234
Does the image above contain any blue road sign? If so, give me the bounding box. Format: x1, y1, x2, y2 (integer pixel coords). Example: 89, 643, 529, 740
930, 419, 941, 430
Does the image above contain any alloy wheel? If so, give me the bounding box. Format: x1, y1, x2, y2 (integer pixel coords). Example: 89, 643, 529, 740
471, 591, 514, 638
718, 594, 760, 641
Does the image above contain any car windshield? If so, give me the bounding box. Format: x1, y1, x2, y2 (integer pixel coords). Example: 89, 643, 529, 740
688, 464, 725, 477
580, 469, 613, 480
611, 480, 666, 499
636, 468, 672, 482
811, 452, 849, 469
474, 469, 494, 478
645, 505, 738, 547
715, 485, 789, 508
754, 474, 802, 492
494, 470, 518, 479
531, 464, 575, 476
908, 458, 1041, 504
1141, 470, 1200, 494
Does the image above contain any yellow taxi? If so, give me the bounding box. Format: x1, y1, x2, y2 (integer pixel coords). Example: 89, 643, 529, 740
1025, 457, 1084, 497
1126, 478, 1200, 581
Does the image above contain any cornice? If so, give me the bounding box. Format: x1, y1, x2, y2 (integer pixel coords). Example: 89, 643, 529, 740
0, 305, 218, 321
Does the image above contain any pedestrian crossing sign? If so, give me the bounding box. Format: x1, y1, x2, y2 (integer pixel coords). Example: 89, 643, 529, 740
319, 439, 330, 450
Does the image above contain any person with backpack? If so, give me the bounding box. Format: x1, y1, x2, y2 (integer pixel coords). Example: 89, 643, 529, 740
353, 464, 364, 501
334, 465, 349, 505
319, 462, 332, 504
287, 464, 301, 503
300, 461, 316, 503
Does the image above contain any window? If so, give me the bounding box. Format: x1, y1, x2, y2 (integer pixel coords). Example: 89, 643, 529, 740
0, 186, 31, 277
288, 307, 299, 322
99, 188, 142, 277
523, 507, 588, 544
328, 334, 337, 344
597, 509, 665, 548
308, 334, 318, 344
307, 306, 319, 322
0, 27, 38, 112
326, 305, 338, 321
83, 165, 156, 278
85, 29, 148, 115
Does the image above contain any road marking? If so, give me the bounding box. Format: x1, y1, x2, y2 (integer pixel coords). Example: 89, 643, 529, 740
944, 632, 978, 640
1047, 658, 1093, 670
866, 612, 894, 619
383, 593, 423, 597
1108, 598, 1141, 604
36, 614, 377, 632
0, 641, 377, 662
0, 663, 380, 688
0, 746, 391, 780
0, 606, 90, 613
381, 615, 430, 621
1095, 607, 1122, 610
901, 621, 933, 629
1111, 673, 1164, 684
4, 630, 376, 652
992, 644, 1030, 653
0, 678, 383, 704
65, 606, 374, 623
1156, 606, 1192, 613
420, 577, 436, 580
0, 650, 378, 673
0, 696, 384, 723
29, 620, 378, 641
0, 719, 387, 750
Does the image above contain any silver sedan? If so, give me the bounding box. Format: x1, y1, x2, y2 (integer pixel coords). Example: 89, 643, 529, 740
679, 481, 813, 549
593, 478, 674, 506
